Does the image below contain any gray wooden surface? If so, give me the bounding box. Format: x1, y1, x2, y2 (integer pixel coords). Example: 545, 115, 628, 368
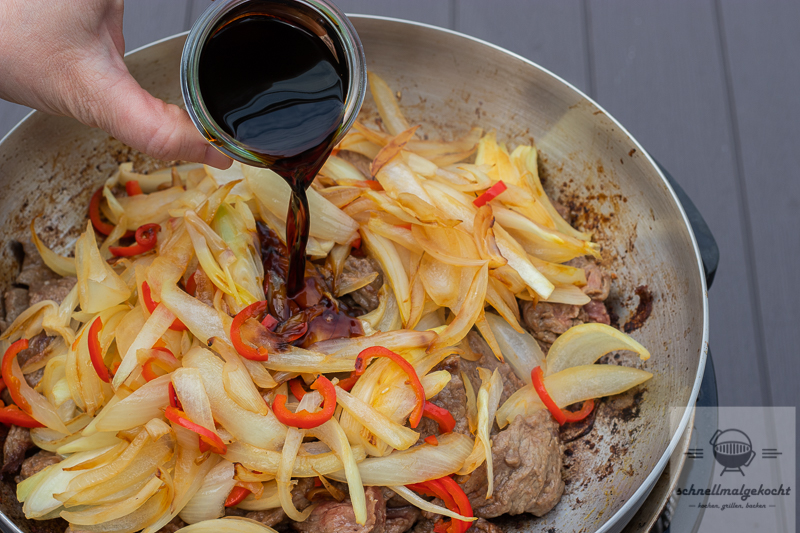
0, 0, 796, 410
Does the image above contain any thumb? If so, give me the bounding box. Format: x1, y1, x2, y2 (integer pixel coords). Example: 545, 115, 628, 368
90, 73, 231, 169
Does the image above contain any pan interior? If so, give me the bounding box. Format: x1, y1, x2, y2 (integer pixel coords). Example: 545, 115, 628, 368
0, 19, 706, 533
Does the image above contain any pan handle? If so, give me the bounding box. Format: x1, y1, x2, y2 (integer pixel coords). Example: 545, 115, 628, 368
653, 160, 720, 289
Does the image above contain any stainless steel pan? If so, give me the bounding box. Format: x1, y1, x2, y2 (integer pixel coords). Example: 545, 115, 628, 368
0, 16, 708, 533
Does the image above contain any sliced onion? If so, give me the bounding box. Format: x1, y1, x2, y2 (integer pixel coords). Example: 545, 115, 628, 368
116, 187, 185, 230
112, 302, 174, 388
182, 348, 286, 451
30, 413, 91, 451
11, 356, 69, 433
76, 221, 131, 314
236, 481, 281, 511
57, 431, 121, 455
361, 228, 411, 324
335, 386, 419, 451
61, 474, 164, 525
177, 517, 281, 533
180, 460, 235, 524
388, 486, 476, 522
310, 329, 435, 359
30, 217, 76, 276
542, 283, 591, 305
484, 312, 545, 385
209, 339, 269, 416
528, 255, 587, 286
223, 441, 367, 477
367, 72, 411, 136
458, 369, 502, 499
326, 432, 473, 486
160, 282, 228, 345
431, 263, 488, 351
461, 371, 478, 434
496, 364, 653, 427
93, 374, 171, 432
493, 224, 555, 299
172, 368, 217, 434
545, 323, 651, 376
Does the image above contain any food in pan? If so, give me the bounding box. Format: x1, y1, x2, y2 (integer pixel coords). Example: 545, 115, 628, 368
0, 73, 652, 532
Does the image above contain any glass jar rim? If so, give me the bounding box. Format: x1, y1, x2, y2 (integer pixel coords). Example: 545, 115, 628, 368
180, 0, 367, 167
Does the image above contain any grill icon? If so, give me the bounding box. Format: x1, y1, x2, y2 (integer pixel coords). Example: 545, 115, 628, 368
710, 428, 756, 476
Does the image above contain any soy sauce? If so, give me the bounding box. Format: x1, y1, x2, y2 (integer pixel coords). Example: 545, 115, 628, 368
198, 1, 349, 297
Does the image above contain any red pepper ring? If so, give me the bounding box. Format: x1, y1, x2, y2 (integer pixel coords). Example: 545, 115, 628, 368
562, 399, 595, 423
142, 348, 180, 382
109, 223, 160, 257
185, 272, 198, 297
141, 281, 188, 332
473, 180, 508, 208
437, 476, 473, 533
88, 318, 111, 383
125, 180, 144, 196
0, 405, 44, 428
88, 187, 116, 236
168, 382, 182, 410
225, 486, 251, 507
230, 301, 271, 361
424, 435, 439, 446
164, 406, 227, 455
531, 366, 595, 426
336, 372, 359, 392
421, 402, 456, 434
355, 346, 424, 429
288, 378, 307, 401
271, 375, 336, 429
2, 339, 31, 413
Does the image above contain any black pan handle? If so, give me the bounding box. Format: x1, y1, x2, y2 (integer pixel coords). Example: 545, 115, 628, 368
653, 160, 719, 289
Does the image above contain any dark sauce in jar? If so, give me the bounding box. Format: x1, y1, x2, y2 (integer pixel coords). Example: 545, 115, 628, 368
198, 0, 349, 297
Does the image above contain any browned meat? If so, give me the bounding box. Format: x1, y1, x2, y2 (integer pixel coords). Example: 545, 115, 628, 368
341, 256, 383, 312
584, 300, 610, 325
17, 332, 57, 388
521, 301, 585, 345
462, 332, 526, 405
292, 486, 386, 533
4, 287, 29, 324
416, 357, 469, 443
566, 256, 612, 301
193, 268, 215, 308
156, 517, 186, 533
247, 477, 314, 528
16, 451, 61, 483
472, 518, 503, 533
29, 276, 77, 306
458, 411, 564, 518
16, 241, 61, 289
385, 506, 420, 533
3, 425, 35, 474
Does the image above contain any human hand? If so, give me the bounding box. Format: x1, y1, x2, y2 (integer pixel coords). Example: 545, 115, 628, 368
0, 0, 231, 168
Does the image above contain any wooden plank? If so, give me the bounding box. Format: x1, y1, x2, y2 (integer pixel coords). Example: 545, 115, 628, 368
718, 1, 800, 409
589, 0, 764, 406
455, 0, 589, 93
188, 0, 452, 30
123, 0, 192, 51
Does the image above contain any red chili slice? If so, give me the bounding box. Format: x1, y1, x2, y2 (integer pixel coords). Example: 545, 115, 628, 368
225, 486, 251, 507
421, 402, 456, 433
355, 346, 424, 428
288, 378, 306, 401
87, 317, 111, 383
109, 223, 160, 257
562, 399, 595, 423
141, 281, 188, 332
532, 366, 595, 426
336, 372, 359, 392
2, 339, 31, 413
230, 301, 271, 361
164, 406, 226, 454
141, 348, 179, 382
0, 405, 43, 428
125, 180, 144, 196
272, 375, 336, 429
473, 180, 507, 208
424, 435, 439, 446
168, 382, 182, 410
88, 187, 116, 236
438, 476, 473, 533
185, 271, 198, 297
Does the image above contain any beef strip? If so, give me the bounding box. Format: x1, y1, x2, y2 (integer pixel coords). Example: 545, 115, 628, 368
458, 411, 564, 518
566, 256, 612, 301
28, 277, 77, 307
583, 299, 610, 325
17, 332, 55, 388
156, 517, 186, 533
16, 451, 61, 483
415, 357, 469, 443
3, 425, 35, 474
292, 486, 386, 533
4, 287, 29, 324
462, 332, 526, 406
16, 241, 61, 289
385, 506, 420, 533
342, 256, 383, 312
247, 477, 314, 528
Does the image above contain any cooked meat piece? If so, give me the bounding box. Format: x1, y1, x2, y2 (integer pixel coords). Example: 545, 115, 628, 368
385, 505, 420, 533
25, 368, 44, 389
16, 240, 61, 288
583, 300, 611, 325
342, 256, 383, 312
551, 200, 571, 222
472, 518, 503, 533
4, 287, 29, 324
3, 425, 35, 474
416, 358, 469, 443
566, 256, 612, 301
410, 519, 434, 533
462, 331, 526, 405
193, 268, 215, 308
17, 332, 55, 388
458, 411, 564, 518
29, 276, 77, 306
292, 486, 386, 533
521, 301, 585, 345
16, 451, 61, 483
225, 507, 248, 517
156, 517, 186, 533
248, 477, 315, 528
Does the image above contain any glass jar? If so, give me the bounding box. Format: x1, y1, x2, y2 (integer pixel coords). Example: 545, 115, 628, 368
180, 0, 366, 167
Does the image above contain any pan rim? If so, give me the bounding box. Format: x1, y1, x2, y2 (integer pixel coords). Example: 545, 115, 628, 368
0, 18, 709, 533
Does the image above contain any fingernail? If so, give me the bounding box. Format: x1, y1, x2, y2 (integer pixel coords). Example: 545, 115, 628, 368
204, 145, 233, 169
